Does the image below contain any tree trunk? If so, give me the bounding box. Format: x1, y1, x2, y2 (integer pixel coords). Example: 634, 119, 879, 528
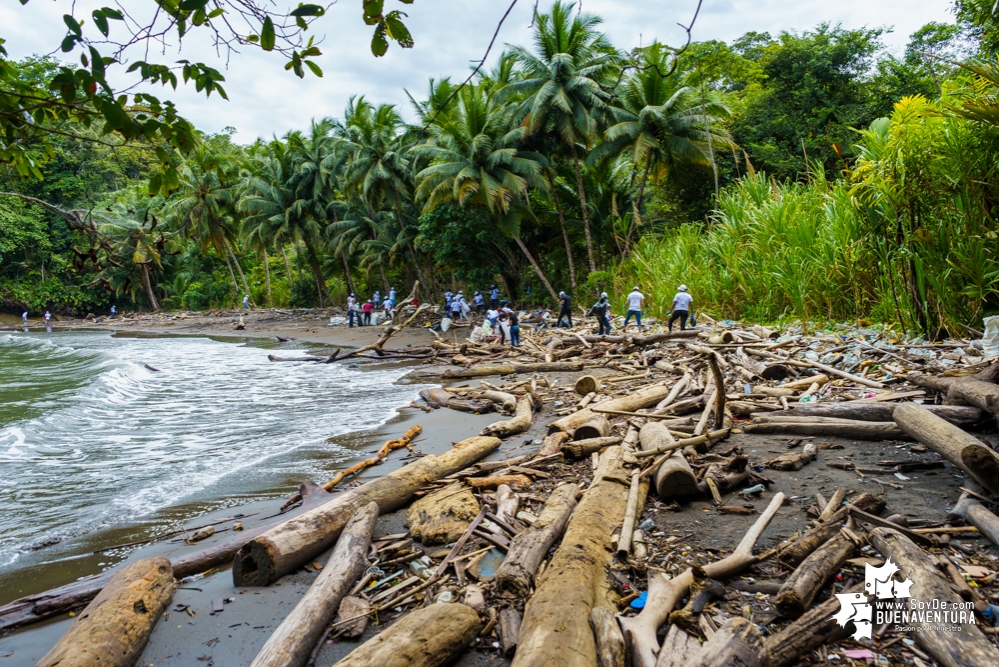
480, 396, 533, 438
908, 371, 999, 419
699, 75, 720, 198
591, 607, 627, 667
250, 503, 378, 667
331, 603, 482, 667
341, 249, 356, 297
868, 527, 999, 667
546, 169, 576, 290
262, 248, 272, 306
743, 420, 902, 440
227, 240, 252, 303
280, 244, 293, 285
950, 494, 999, 549
775, 530, 859, 618
513, 236, 559, 301
574, 415, 611, 440
550, 382, 675, 434
301, 234, 331, 305
764, 584, 862, 667
233, 436, 501, 586
634, 159, 652, 225
223, 246, 240, 296
562, 436, 622, 459
36, 558, 176, 667
495, 482, 579, 596
893, 403, 999, 496
686, 617, 767, 667
568, 140, 596, 273
513, 448, 644, 667
788, 402, 983, 427
639, 422, 698, 499
140, 264, 160, 311
442, 361, 584, 379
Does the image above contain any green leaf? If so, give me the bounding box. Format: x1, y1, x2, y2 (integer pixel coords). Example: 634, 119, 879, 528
178, 0, 210, 11
290, 4, 325, 17
102, 8, 124, 20
261, 17, 276, 51
305, 60, 323, 77
92, 11, 109, 36
208, 8, 224, 18
63, 14, 82, 36
89, 46, 106, 78
363, 0, 384, 24
246, 34, 259, 43
385, 13, 413, 48
148, 173, 162, 195
61, 35, 77, 52
371, 23, 388, 56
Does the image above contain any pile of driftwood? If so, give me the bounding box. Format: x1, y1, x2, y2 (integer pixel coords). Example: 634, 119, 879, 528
7, 317, 999, 667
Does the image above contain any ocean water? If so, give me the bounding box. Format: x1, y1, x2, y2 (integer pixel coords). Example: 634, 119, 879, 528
0, 330, 425, 574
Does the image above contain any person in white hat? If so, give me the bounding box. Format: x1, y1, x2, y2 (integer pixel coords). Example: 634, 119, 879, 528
623, 285, 645, 332
668, 285, 693, 331
588, 292, 612, 335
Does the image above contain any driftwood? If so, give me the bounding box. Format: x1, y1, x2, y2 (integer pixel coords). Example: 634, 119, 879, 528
574, 414, 612, 440
909, 371, 999, 418
789, 402, 984, 426
465, 474, 532, 489
619, 492, 786, 667
36, 558, 176, 667
495, 483, 579, 596
617, 470, 642, 558
763, 584, 862, 667
233, 435, 500, 586
765, 449, 815, 471
893, 403, 999, 496
322, 425, 420, 491
562, 436, 623, 459
744, 419, 903, 440
776, 493, 885, 566
868, 527, 999, 667
443, 361, 584, 378
481, 396, 533, 438
591, 607, 627, 667
685, 617, 767, 667
633, 429, 729, 459
538, 431, 571, 457
331, 602, 482, 667
549, 383, 671, 433
407, 486, 480, 545
498, 608, 522, 657
249, 503, 378, 667
775, 528, 860, 617
639, 422, 697, 499
334, 596, 371, 638
950, 494, 999, 548
654, 626, 701, 667
784, 359, 886, 388
667, 567, 725, 631
495, 484, 520, 527
575, 375, 602, 395
513, 448, 642, 667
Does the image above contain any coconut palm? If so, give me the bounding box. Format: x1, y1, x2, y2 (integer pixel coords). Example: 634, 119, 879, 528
502, 0, 619, 274
411, 85, 558, 299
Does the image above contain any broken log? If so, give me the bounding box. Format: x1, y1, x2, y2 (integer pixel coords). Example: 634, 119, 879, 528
549, 382, 670, 434
950, 494, 999, 549
233, 435, 500, 586
407, 486, 480, 545
789, 402, 984, 426
654, 626, 701, 667
538, 431, 570, 457
443, 361, 584, 378
249, 502, 378, 667
575, 375, 602, 396
481, 396, 533, 438
776, 493, 885, 566
909, 371, 999, 418
685, 616, 767, 667
743, 419, 902, 440
495, 483, 580, 596
334, 596, 370, 638
617, 470, 642, 558
465, 474, 532, 489
591, 607, 627, 667
639, 422, 697, 499
562, 436, 623, 459
868, 527, 999, 667
785, 359, 886, 388
766, 449, 815, 471
633, 429, 730, 459
498, 608, 522, 658
775, 529, 860, 618
574, 414, 611, 440
513, 448, 643, 667
619, 492, 786, 667
331, 602, 482, 667
36, 558, 176, 667
893, 403, 999, 496
763, 584, 862, 667
495, 484, 520, 527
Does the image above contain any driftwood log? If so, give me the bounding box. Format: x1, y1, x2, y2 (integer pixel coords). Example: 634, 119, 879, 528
591, 607, 627, 667
685, 616, 767, 667
909, 371, 999, 418
442, 361, 584, 378
575, 375, 602, 395
744, 419, 902, 440
619, 492, 786, 667
498, 608, 522, 657
36, 558, 176, 667
893, 403, 999, 495
407, 486, 480, 545
654, 626, 701, 667
574, 414, 612, 440
868, 527, 999, 667
789, 402, 984, 426
550, 383, 671, 433
495, 483, 580, 596
639, 422, 697, 499
763, 584, 862, 667
233, 435, 500, 586
776, 493, 884, 566
249, 502, 378, 667
562, 436, 623, 459
513, 447, 642, 667
495, 484, 519, 527
775, 528, 860, 617
481, 396, 533, 438
331, 602, 482, 667
950, 494, 999, 548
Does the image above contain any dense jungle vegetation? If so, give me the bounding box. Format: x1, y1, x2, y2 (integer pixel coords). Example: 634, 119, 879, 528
3, 0, 999, 337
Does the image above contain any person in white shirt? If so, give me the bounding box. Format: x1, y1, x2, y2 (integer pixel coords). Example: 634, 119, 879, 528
668, 285, 694, 331
623, 286, 644, 331
347, 293, 357, 327
22, 311, 28, 324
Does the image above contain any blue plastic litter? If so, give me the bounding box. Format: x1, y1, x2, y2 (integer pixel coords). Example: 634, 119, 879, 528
984, 604, 999, 626
630, 591, 648, 609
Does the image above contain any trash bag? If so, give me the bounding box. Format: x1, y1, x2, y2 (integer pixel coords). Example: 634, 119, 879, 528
440, 317, 452, 332
689, 313, 697, 327
984, 315, 999, 357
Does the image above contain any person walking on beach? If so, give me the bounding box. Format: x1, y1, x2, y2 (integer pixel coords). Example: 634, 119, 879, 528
588, 293, 612, 336
110, 305, 116, 319
22, 311, 28, 325
489, 285, 499, 308
473, 291, 485, 314
623, 286, 644, 332
444, 290, 453, 311
388, 286, 396, 308
347, 293, 357, 327
450, 293, 462, 320
508, 311, 521, 347
668, 285, 693, 331
44, 311, 51, 324
557, 291, 573, 327
243, 294, 250, 310
362, 299, 373, 325
373, 290, 381, 308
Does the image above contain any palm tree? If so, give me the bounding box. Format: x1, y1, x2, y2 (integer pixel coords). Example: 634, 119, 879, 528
503, 0, 619, 274
590, 43, 733, 220
412, 85, 558, 299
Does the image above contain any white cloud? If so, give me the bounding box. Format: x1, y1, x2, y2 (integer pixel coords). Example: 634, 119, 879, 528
2, 0, 957, 142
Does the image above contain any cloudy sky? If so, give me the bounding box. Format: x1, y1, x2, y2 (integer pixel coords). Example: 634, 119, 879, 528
4, 0, 956, 142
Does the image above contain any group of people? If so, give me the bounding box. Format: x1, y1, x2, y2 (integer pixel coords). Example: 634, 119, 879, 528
444, 285, 502, 321
346, 287, 398, 327
583, 285, 693, 334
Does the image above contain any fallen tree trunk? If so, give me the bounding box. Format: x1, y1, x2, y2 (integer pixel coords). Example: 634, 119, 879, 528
574, 414, 611, 440
685, 617, 767, 667
868, 527, 999, 667
784, 359, 886, 388
562, 436, 623, 459
763, 584, 862, 667
591, 607, 627, 667
249, 502, 378, 667
36, 558, 176, 667
639, 422, 697, 499
496, 484, 520, 527
443, 361, 584, 378
775, 529, 860, 618
743, 419, 902, 440
619, 492, 786, 667
789, 402, 984, 426
909, 371, 999, 418
550, 383, 669, 434
949, 494, 999, 549
542, 331, 699, 346
776, 493, 884, 566
481, 396, 533, 438
321, 425, 420, 492
331, 602, 482, 667
513, 448, 642, 667
893, 403, 999, 496
233, 435, 500, 586
0, 481, 334, 632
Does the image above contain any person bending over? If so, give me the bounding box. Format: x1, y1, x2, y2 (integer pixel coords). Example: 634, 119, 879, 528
668, 285, 693, 331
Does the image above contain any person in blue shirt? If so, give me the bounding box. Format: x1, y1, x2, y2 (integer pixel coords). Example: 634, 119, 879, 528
473, 291, 485, 314
388, 286, 396, 308
110, 305, 116, 318
22, 311, 28, 324
444, 290, 453, 311
489, 285, 499, 307
373, 290, 381, 308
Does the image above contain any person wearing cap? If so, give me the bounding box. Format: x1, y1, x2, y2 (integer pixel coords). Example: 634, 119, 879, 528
373, 290, 381, 308
588, 292, 612, 336
362, 299, 374, 325
668, 285, 693, 331
623, 286, 644, 331
444, 290, 453, 311
347, 293, 357, 327
473, 290, 485, 314
489, 285, 499, 307
450, 292, 463, 320
557, 291, 573, 327
388, 286, 397, 308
